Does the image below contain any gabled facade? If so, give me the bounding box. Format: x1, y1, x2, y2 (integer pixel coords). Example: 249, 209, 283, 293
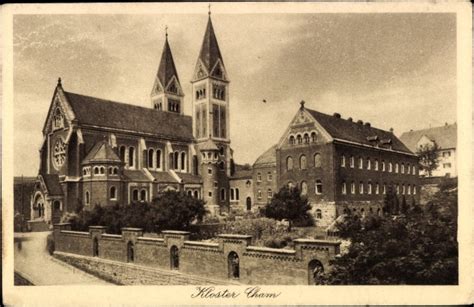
30, 15, 233, 227
400, 123, 457, 177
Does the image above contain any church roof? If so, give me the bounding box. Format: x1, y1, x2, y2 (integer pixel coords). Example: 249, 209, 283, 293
198, 138, 219, 151
64, 91, 193, 141
148, 171, 178, 183
40, 174, 63, 196
83, 141, 121, 164
157, 36, 180, 88
178, 173, 202, 184
253, 144, 277, 168
306, 108, 412, 154
198, 16, 225, 73
399, 123, 457, 152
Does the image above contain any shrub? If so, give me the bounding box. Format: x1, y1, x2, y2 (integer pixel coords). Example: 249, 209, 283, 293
46, 234, 55, 255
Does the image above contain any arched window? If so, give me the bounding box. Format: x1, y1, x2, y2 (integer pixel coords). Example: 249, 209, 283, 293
187, 190, 193, 197
267, 188, 273, 199
140, 189, 147, 201
396, 184, 400, 195
308, 260, 324, 285
412, 166, 417, 175
85, 191, 90, 205
220, 188, 226, 201
174, 151, 179, 170
100, 166, 105, 174
180, 152, 186, 171
235, 188, 240, 200
368, 183, 372, 195
413, 185, 417, 195
148, 149, 154, 168
132, 189, 139, 201
358, 157, 363, 169
382, 161, 386, 171
359, 182, 364, 194
257, 172, 262, 182
228, 252, 240, 279
351, 182, 355, 194
194, 190, 199, 198
401, 163, 405, 174
128, 147, 135, 168
341, 182, 347, 194
367, 158, 371, 170
219, 146, 225, 156
395, 163, 399, 173
286, 156, 294, 171
110, 186, 117, 200
246, 197, 252, 211
375, 183, 380, 194
301, 181, 308, 196
53, 107, 64, 129
119, 146, 126, 162
170, 246, 179, 270
94, 167, 99, 175
53, 200, 61, 210
383, 183, 387, 194
375, 159, 379, 171
300, 155, 307, 170
341, 155, 346, 167
402, 184, 406, 195
303, 133, 310, 144
389, 162, 393, 172
315, 180, 322, 195
108, 167, 113, 175
350, 156, 355, 168
314, 153, 321, 168
311, 132, 317, 143
156, 149, 162, 169
83, 168, 87, 176
316, 209, 322, 219
289, 135, 295, 145
113, 167, 118, 175
127, 241, 134, 262
407, 184, 411, 195
297, 134, 302, 144
230, 188, 235, 200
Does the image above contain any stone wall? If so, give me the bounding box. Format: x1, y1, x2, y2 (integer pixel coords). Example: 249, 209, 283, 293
53, 224, 340, 285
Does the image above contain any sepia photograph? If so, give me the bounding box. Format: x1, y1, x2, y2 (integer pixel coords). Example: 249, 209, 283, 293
2, 2, 472, 305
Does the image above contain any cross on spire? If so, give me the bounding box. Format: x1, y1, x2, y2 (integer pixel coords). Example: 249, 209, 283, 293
165, 25, 168, 38
208, 3, 211, 16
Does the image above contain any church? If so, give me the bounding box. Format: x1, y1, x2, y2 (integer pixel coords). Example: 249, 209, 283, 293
29, 13, 420, 229
31, 14, 233, 225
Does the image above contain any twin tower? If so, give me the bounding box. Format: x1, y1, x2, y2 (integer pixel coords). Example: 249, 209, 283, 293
150, 14, 231, 214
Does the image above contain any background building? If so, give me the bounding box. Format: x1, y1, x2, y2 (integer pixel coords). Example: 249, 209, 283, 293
400, 123, 457, 178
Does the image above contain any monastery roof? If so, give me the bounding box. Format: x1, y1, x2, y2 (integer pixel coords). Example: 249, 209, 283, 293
198, 138, 219, 151
64, 91, 193, 141
399, 123, 457, 152
306, 108, 412, 154
230, 169, 252, 180
82, 141, 121, 164
177, 173, 202, 184
123, 169, 150, 182
149, 171, 178, 183
198, 16, 225, 74
253, 145, 277, 167
40, 174, 63, 196
157, 36, 180, 87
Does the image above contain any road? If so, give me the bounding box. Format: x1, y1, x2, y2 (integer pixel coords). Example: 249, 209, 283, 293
14, 231, 111, 285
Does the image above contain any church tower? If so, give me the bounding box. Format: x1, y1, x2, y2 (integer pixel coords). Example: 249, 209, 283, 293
150, 31, 184, 114
192, 13, 231, 214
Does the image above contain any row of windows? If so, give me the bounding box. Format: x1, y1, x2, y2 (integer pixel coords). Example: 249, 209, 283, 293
230, 188, 240, 201
83, 166, 119, 176
186, 190, 200, 198
257, 188, 273, 200
341, 155, 417, 175
286, 153, 322, 171
256, 171, 273, 182
119, 145, 188, 172
341, 181, 417, 195
288, 131, 319, 145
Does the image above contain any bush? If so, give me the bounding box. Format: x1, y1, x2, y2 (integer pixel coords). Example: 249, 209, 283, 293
46, 234, 55, 255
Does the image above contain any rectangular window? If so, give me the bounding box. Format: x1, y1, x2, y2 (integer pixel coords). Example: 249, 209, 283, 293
267, 172, 272, 181
342, 182, 346, 195
350, 156, 354, 168
375, 160, 379, 171
341, 155, 346, 167
208, 191, 212, 197
267, 189, 273, 199
443, 163, 452, 168
257, 173, 262, 182
208, 168, 212, 175
257, 190, 262, 200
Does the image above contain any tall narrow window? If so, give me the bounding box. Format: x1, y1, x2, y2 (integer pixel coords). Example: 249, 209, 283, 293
230, 188, 235, 200
383, 183, 387, 194
407, 185, 411, 195
119, 146, 126, 163
301, 181, 308, 196
140, 189, 147, 201
132, 189, 139, 201
358, 157, 363, 169
382, 161, 386, 171
368, 183, 372, 195
413, 185, 417, 195
341, 155, 346, 167
401, 163, 405, 174
395, 163, 399, 173
315, 180, 323, 195
110, 186, 117, 200
85, 191, 90, 205
351, 182, 355, 194
128, 147, 135, 168
156, 149, 162, 169
180, 152, 186, 171
367, 158, 371, 170
389, 162, 393, 173
311, 132, 317, 143
350, 156, 355, 168
174, 151, 179, 170
314, 153, 321, 168
375, 159, 379, 171
267, 188, 273, 199
148, 149, 154, 168
375, 183, 380, 194
297, 134, 302, 144
257, 172, 262, 182
359, 182, 364, 194
235, 188, 240, 200
342, 182, 347, 195
303, 133, 310, 144
300, 155, 307, 170
289, 135, 295, 145
220, 188, 226, 201
287, 156, 294, 171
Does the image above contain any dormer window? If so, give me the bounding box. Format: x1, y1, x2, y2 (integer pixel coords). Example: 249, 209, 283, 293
53, 108, 64, 129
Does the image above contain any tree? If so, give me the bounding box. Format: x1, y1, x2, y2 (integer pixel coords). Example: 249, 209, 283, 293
322, 182, 458, 285
64, 191, 207, 234
263, 186, 312, 231
417, 141, 441, 176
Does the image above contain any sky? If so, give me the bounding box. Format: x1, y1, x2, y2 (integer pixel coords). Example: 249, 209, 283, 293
13, 13, 457, 176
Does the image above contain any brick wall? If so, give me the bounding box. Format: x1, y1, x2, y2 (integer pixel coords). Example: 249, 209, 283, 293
53, 224, 340, 285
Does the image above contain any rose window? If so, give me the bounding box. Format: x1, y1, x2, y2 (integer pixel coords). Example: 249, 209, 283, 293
53, 138, 66, 169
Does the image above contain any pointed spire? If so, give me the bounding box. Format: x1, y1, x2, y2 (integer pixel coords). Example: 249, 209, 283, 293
156, 29, 181, 90
198, 14, 225, 74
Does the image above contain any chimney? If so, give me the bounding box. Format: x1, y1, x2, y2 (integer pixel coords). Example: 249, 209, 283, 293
347, 117, 353, 122
364, 122, 371, 127
390, 128, 394, 133
333, 112, 341, 118
357, 120, 363, 125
